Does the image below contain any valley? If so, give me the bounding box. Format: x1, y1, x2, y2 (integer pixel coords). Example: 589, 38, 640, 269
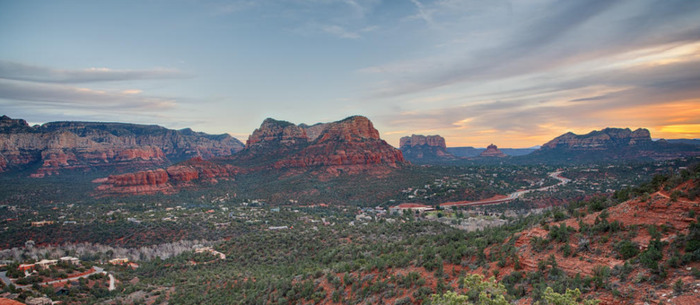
0, 115, 699, 305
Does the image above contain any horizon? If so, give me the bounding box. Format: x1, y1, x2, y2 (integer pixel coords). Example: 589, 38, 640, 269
6, 113, 694, 149
1, 0, 700, 147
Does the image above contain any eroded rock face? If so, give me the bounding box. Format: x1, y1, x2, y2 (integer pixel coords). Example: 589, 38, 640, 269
97, 115, 406, 196
479, 144, 507, 157
542, 127, 652, 150
272, 116, 405, 168
399, 134, 456, 163
0, 115, 245, 176
246, 118, 308, 147
399, 135, 446, 149
96, 157, 239, 195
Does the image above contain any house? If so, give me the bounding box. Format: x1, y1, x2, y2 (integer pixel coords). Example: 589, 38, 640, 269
109, 258, 129, 265
60, 256, 80, 265
18, 263, 35, 271
35, 259, 58, 269
30, 221, 55, 227
194, 246, 226, 260
389, 203, 435, 214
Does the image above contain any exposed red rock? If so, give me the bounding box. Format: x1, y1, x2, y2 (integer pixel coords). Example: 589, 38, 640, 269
97, 116, 405, 196
489, 182, 700, 305
399, 134, 457, 163
272, 116, 406, 169
246, 118, 307, 147
97, 157, 240, 195
0, 115, 244, 176
479, 143, 507, 157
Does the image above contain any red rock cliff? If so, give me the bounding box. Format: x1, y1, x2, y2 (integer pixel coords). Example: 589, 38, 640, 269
272, 116, 406, 169
0, 115, 245, 177
97, 157, 239, 195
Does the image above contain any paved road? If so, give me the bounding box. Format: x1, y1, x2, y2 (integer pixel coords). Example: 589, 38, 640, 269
441, 171, 570, 208
0, 266, 105, 290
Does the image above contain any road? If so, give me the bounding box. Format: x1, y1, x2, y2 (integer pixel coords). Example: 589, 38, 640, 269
441, 171, 570, 208
108, 273, 115, 291
0, 266, 105, 290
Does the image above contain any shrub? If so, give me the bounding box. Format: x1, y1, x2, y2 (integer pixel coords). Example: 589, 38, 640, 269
615, 240, 639, 260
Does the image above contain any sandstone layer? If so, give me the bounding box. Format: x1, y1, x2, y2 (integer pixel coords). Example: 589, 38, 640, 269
97, 116, 406, 195
399, 134, 457, 163
0, 115, 244, 176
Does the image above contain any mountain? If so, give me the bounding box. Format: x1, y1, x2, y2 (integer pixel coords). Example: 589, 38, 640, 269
666, 139, 700, 146
527, 127, 700, 163
399, 134, 458, 163
447, 146, 537, 157
98, 116, 407, 195
479, 143, 507, 157
240, 115, 406, 170
0, 115, 244, 177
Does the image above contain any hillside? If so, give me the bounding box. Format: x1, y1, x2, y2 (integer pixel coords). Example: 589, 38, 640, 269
101, 164, 700, 305
0, 115, 244, 177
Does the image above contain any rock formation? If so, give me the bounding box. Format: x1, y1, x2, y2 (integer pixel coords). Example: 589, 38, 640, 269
479, 144, 507, 157
96, 157, 239, 195
399, 134, 457, 163
528, 127, 699, 162
400, 134, 446, 149
97, 115, 407, 195
241, 116, 405, 169
542, 127, 652, 150
0, 115, 244, 176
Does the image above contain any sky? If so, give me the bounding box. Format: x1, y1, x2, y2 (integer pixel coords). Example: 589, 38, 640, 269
1, 0, 699, 148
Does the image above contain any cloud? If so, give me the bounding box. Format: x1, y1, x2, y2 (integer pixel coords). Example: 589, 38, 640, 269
0, 61, 187, 83
0, 79, 176, 111
364, 0, 700, 98
377, 57, 700, 147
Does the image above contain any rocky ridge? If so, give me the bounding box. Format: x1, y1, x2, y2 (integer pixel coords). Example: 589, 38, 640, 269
96, 157, 239, 195
529, 127, 700, 162
98, 116, 407, 195
542, 127, 652, 150
0, 115, 244, 176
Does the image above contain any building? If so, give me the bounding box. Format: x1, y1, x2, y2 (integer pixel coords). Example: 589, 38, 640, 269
35, 259, 58, 269
59, 256, 80, 265
194, 246, 226, 260
389, 203, 435, 214
18, 263, 35, 271
30, 221, 55, 227
109, 258, 129, 265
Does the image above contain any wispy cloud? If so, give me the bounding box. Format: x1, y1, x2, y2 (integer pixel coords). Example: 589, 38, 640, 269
0, 61, 187, 83
377, 56, 700, 147
364, 0, 700, 98
0, 79, 176, 111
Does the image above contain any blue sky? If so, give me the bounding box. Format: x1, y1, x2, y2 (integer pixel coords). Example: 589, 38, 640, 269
1, 0, 699, 147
